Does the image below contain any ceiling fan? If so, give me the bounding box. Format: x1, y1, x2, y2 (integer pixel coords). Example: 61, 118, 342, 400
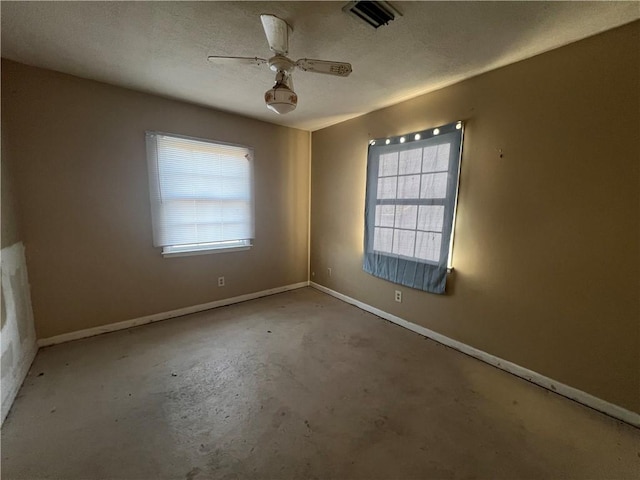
207, 14, 352, 114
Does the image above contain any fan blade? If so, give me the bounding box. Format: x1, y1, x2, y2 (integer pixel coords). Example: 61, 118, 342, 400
260, 14, 291, 55
207, 56, 267, 66
295, 58, 352, 77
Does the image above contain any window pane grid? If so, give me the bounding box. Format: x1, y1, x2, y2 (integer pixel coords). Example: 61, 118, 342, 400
371, 140, 453, 264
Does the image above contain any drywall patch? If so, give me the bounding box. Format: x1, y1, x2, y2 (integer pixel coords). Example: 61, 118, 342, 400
1, 343, 14, 378
1, 242, 38, 425
1, 283, 6, 330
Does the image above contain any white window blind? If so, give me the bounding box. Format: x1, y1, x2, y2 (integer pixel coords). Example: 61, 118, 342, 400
146, 132, 254, 254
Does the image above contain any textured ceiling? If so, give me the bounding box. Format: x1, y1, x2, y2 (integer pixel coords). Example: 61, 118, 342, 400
2, 1, 638, 131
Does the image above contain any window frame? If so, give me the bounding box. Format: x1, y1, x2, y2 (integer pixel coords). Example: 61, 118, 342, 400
145, 131, 255, 257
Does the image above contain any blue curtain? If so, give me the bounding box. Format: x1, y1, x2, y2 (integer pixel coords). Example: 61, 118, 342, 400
363, 122, 463, 294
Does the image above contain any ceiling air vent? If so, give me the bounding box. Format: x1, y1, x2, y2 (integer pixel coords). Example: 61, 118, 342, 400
343, 1, 401, 29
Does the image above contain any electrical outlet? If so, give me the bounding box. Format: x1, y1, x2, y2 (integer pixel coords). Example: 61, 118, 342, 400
218, 276, 225, 287
395, 290, 402, 303
311, 271, 315, 277
328, 268, 332, 277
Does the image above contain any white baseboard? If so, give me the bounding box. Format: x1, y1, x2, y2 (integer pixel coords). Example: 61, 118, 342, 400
37, 281, 309, 348
310, 282, 640, 428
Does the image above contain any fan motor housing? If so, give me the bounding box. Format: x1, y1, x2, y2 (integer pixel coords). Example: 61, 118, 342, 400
268, 55, 295, 73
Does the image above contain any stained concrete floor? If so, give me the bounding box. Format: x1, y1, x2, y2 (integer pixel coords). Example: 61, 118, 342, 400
2, 287, 639, 479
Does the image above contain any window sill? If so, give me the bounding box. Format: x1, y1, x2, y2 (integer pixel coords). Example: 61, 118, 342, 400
161, 246, 251, 258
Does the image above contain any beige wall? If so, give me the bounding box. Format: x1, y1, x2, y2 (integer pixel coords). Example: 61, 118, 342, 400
2, 121, 21, 248
2, 60, 310, 339
310, 23, 639, 412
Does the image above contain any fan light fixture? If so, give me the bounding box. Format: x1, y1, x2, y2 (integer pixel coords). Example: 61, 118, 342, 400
265, 71, 298, 114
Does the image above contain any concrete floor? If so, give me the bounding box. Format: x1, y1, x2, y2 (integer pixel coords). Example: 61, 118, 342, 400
2, 288, 639, 479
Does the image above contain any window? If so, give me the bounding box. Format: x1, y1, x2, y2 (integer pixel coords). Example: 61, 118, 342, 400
363, 121, 463, 293
145, 132, 254, 257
